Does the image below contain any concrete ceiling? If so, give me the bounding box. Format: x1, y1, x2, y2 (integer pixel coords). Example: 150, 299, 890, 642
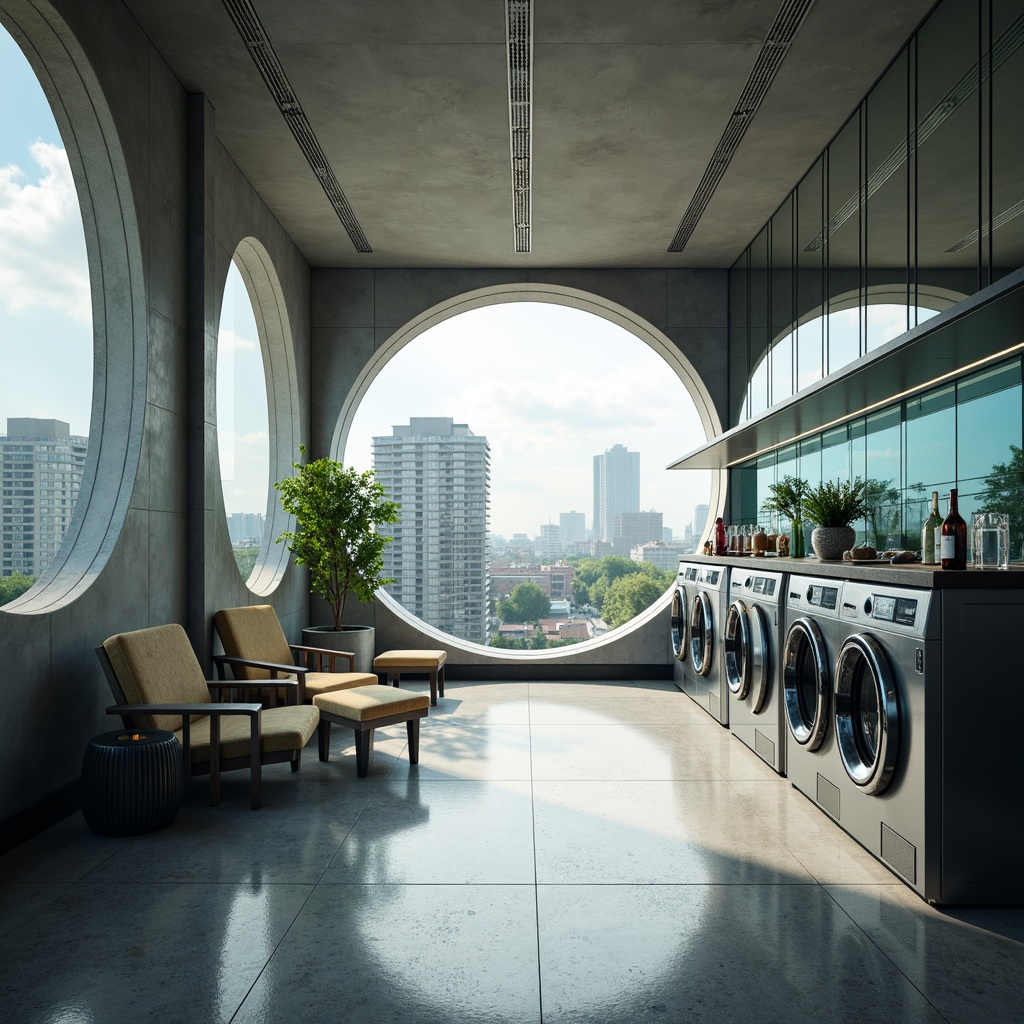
123, 0, 935, 268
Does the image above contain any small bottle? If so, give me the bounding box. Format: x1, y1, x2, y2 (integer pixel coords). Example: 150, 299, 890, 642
921, 491, 941, 564
940, 488, 967, 570
714, 517, 727, 556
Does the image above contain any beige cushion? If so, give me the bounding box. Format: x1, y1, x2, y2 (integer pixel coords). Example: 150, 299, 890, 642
374, 649, 446, 669
303, 671, 379, 697
174, 704, 319, 763
213, 605, 293, 680
103, 624, 210, 732
315, 685, 430, 723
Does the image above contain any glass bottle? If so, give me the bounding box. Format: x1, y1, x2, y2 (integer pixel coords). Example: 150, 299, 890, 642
714, 517, 727, 556
940, 488, 967, 570
921, 490, 941, 564
791, 520, 805, 558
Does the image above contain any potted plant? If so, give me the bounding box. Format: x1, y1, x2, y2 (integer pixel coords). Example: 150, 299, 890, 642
275, 446, 400, 671
760, 475, 809, 557
802, 478, 868, 560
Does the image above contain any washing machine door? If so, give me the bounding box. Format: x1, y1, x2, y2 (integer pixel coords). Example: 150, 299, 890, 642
689, 591, 714, 677
670, 586, 688, 660
724, 600, 751, 698
834, 633, 899, 795
783, 617, 830, 750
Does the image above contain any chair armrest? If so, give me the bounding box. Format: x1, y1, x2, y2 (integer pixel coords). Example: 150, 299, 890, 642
289, 644, 356, 672
212, 654, 309, 678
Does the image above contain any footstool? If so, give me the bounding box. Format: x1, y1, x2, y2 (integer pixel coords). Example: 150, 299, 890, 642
313, 686, 429, 777
373, 649, 447, 705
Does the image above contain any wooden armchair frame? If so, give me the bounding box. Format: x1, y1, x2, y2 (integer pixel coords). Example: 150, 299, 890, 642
96, 645, 306, 809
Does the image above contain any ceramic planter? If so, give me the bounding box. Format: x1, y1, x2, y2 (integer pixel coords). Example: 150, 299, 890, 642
811, 525, 856, 561
302, 624, 375, 673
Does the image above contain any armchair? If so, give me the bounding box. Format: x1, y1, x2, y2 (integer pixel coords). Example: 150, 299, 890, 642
97, 623, 319, 809
213, 605, 378, 703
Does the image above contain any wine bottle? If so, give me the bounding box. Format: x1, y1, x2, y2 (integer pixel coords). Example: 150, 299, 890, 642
940, 488, 967, 570
921, 490, 941, 564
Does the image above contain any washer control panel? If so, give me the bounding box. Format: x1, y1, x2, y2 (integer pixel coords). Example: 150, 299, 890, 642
729, 569, 785, 606
786, 575, 844, 620
840, 580, 934, 639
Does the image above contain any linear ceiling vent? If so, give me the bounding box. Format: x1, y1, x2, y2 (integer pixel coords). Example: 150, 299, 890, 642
667, 0, 815, 253
506, 0, 533, 253
221, 0, 372, 253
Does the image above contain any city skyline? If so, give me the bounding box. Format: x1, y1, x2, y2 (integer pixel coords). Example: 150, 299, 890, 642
345, 302, 712, 539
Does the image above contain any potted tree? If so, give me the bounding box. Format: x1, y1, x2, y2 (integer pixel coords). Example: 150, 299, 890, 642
802, 478, 868, 561
275, 447, 400, 671
760, 475, 809, 557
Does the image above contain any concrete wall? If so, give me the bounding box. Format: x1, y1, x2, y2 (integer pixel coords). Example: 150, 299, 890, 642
310, 268, 728, 670
0, 0, 311, 831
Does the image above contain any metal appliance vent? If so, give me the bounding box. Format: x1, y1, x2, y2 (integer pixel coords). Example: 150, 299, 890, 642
667, 0, 815, 253
816, 773, 840, 819
220, 0, 372, 253
881, 822, 916, 883
754, 729, 776, 766
803, 13, 1024, 253
506, 0, 532, 252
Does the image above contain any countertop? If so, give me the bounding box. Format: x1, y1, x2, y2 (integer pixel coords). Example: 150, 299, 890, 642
681, 553, 1024, 589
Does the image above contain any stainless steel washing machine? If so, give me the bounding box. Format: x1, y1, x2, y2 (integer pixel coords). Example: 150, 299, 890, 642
688, 564, 728, 725
787, 573, 1024, 905
724, 566, 787, 774
782, 574, 846, 808
669, 561, 692, 694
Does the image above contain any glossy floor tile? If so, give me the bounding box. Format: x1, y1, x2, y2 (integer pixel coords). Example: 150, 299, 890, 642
2, 678, 1022, 1023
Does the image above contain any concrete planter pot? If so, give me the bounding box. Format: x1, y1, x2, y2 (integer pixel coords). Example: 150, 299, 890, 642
302, 625, 375, 674
811, 525, 856, 561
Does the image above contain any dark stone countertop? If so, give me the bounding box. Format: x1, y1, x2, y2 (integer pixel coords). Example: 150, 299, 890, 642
680, 553, 1024, 589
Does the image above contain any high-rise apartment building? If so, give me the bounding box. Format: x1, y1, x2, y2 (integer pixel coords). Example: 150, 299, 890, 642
613, 510, 663, 554
373, 417, 490, 644
539, 522, 561, 561
559, 510, 586, 545
592, 444, 639, 542
1, 418, 88, 578
693, 503, 710, 540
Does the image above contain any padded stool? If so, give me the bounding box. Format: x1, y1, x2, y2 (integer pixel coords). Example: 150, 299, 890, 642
314, 686, 429, 777
373, 649, 447, 705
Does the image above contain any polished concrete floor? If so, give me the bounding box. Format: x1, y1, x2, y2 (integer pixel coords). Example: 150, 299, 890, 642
2, 679, 1023, 1023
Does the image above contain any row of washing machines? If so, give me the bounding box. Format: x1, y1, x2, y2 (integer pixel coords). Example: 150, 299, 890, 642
669, 559, 1024, 906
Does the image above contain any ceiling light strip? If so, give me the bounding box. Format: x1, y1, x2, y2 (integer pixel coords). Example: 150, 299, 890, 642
506, 0, 533, 253
220, 0, 372, 253
945, 198, 1024, 254
667, 0, 815, 253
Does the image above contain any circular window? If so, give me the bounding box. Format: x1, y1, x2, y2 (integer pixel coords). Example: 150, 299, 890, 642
341, 292, 720, 652
0, 8, 145, 613
215, 239, 299, 595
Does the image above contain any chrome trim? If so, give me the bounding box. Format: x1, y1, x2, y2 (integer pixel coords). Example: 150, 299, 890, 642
747, 602, 770, 714
724, 599, 751, 697
670, 586, 688, 661
689, 591, 714, 677
834, 633, 900, 795
783, 616, 830, 750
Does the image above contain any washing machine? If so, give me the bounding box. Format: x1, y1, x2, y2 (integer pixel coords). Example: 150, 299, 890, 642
688, 563, 728, 725
672, 562, 700, 699
669, 561, 692, 694
781, 573, 846, 810
786, 574, 1024, 905
724, 566, 787, 774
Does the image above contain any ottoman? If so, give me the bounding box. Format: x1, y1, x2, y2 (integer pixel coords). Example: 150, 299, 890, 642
373, 649, 447, 705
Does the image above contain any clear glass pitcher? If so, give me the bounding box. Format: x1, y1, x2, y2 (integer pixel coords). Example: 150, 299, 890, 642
972, 512, 1010, 569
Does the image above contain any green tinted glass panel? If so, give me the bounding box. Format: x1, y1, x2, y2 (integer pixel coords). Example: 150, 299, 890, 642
956, 362, 1023, 488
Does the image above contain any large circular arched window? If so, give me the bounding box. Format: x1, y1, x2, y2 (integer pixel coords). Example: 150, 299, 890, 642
215, 240, 299, 595
0, 9, 145, 613
341, 292, 720, 653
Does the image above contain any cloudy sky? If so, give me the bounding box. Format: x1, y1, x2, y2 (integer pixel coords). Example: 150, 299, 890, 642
0, 28, 92, 440
344, 303, 713, 540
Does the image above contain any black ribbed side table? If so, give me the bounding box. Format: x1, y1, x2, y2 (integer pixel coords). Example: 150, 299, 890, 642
81, 729, 184, 836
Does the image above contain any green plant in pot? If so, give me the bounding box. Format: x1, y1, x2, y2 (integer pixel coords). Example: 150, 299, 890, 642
275, 447, 400, 671
802, 478, 868, 561
760, 475, 809, 557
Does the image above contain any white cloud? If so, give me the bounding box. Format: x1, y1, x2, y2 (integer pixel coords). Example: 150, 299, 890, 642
0, 142, 90, 322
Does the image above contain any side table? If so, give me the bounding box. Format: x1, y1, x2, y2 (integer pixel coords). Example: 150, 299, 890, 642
81, 729, 184, 836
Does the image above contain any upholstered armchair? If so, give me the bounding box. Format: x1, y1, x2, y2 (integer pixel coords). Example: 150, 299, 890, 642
97, 623, 319, 809
213, 604, 378, 703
